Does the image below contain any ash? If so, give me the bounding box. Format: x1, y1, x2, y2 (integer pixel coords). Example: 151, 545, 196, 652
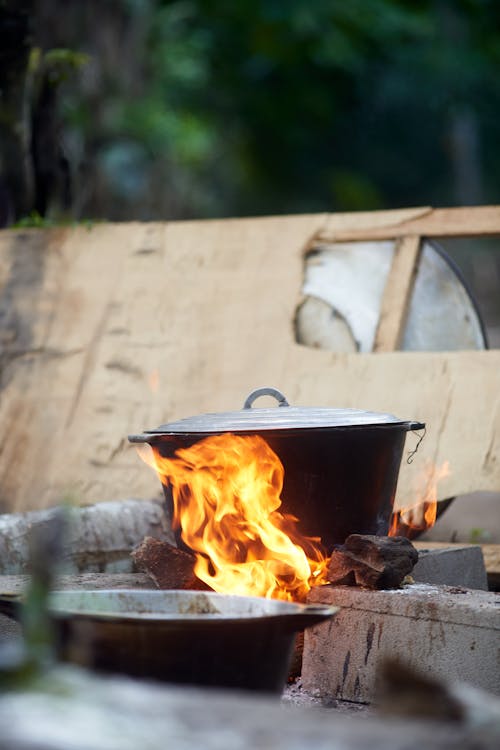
282, 678, 372, 716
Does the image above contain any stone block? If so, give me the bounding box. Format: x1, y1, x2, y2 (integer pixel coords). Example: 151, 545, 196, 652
412, 546, 488, 590
0, 499, 173, 575
302, 583, 500, 703
0, 613, 21, 644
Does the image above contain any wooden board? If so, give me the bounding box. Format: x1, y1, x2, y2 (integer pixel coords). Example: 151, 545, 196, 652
0, 210, 499, 513
318, 204, 500, 241
373, 235, 421, 352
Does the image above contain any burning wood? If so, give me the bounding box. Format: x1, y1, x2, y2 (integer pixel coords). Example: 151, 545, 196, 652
137, 434, 329, 601
131, 537, 206, 590
327, 534, 418, 589
389, 460, 450, 538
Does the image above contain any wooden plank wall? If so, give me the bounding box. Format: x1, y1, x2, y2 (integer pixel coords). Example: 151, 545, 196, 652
0, 207, 499, 512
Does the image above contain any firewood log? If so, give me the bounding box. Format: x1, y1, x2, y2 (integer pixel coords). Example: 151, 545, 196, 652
327, 534, 418, 589
131, 536, 207, 590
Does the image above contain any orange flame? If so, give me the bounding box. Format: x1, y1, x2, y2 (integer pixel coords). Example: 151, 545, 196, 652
389, 460, 450, 538
140, 433, 329, 601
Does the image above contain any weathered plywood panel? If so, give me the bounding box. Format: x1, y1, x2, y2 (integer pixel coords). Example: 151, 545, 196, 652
319, 205, 500, 240
0, 215, 325, 511
0, 211, 499, 513
287, 348, 500, 508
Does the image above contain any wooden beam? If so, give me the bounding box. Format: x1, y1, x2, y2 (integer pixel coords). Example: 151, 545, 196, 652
373, 235, 422, 352
319, 205, 500, 242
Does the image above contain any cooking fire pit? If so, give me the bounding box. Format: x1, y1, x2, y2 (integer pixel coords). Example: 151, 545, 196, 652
130, 387, 425, 552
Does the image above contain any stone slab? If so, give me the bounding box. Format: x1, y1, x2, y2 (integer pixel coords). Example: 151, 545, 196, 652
0, 665, 498, 750
412, 546, 488, 590
0, 499, 173, 575
0, 572, 156, 597
302, 584, 500, 702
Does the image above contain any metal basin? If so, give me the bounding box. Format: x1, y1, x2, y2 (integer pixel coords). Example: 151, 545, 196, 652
46, 589, 337, 693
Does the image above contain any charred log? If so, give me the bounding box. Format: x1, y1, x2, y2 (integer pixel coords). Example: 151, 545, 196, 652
327, 534, 418, 589
131, 536, 207, 591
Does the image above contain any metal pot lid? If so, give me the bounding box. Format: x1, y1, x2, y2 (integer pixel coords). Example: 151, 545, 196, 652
129, 387, 425, 440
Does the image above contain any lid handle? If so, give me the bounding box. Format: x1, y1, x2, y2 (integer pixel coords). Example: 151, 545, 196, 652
243, 387, 290, 409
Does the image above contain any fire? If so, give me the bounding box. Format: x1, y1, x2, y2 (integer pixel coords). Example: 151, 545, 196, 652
140, 434, 329, 601
389, 460, 450, 538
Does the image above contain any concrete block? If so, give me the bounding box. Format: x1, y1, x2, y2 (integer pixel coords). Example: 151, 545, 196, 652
303, 583, 500, 703
0, 613, 22, 644
412, 546, 488, 590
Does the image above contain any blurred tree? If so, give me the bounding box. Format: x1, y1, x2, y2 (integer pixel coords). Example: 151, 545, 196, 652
1, 0, 499, 222
0, 0, 33, 223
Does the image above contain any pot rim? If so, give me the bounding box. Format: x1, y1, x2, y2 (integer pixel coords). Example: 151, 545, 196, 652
45, 589, 338, 628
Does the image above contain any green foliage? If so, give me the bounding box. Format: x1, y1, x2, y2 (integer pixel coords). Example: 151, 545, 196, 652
0, 505, 74, 690
28, 46, 89, 88
13, 211, 55, 228
4, 0, 500, 219
469, 527, 492, 544
100, 0, 499, 216
13, 212, 97, 230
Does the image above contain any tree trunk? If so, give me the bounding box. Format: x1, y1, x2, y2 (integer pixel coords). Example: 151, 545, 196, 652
0, 1, 34, 223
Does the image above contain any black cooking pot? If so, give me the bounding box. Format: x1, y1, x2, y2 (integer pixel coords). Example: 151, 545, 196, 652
0, 590, 337, 693
129, 387, 425, 551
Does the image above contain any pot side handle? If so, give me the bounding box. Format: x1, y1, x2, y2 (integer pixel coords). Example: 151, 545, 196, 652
284, 603, 339, 632
128, 433, 151, 443
243, 387, 290, 409
407, 421, 426, 431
